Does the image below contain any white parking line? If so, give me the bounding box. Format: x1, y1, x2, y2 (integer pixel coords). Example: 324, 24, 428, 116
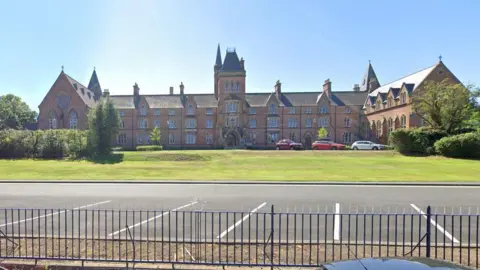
108, 201, 198, 237
217, 202, 267, 239
410, 203, 460, 244
0, 200, 111, 228
334, 203, 340, 240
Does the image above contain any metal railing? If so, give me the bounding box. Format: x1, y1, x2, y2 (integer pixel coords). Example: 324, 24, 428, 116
0, 205, 479, 268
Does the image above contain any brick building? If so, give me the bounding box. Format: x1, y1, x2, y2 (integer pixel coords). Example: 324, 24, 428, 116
37, 46, 459, 148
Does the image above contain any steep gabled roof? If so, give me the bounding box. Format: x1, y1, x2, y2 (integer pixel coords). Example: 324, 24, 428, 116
64, 73, 97, 107
360, 62, 380, 92
368, 63, 438, 97
87, 69, 102, 98
215, 44, 222, 67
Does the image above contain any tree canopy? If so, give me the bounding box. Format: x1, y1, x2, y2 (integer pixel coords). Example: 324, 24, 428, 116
0, 94, 38, 130
412, 80, 473, 134
87, 98, 120, 155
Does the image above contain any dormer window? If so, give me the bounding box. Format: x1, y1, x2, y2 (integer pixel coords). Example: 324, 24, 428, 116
87, 92, 91, 99
140, 105, 147, 116
269, 103, 277, 114
401, 93, 407, 104
187, 104, 194, 115
387, 97, 393, 108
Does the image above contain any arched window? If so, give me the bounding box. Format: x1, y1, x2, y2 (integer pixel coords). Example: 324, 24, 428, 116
388, 118, 393, 132
401, 93, 406, 104
48, 111, 57, 129
187, 104, 194, 115
269, 103, 276, 114
235, 81, 240, 92
401, 114, 407, 128
376, 120, 382, 138
69, 111, 77, 129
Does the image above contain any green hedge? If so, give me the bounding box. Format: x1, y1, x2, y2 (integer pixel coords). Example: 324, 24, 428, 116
434, 132, 480, 159
389, 128, 448, 155
0, 129, 89, 159
136, 145, 163, 151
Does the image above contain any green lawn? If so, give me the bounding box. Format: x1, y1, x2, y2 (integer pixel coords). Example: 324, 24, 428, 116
0, 150, 478, 181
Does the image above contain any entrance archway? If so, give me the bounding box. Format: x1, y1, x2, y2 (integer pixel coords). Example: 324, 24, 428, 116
225, 132, 238, 147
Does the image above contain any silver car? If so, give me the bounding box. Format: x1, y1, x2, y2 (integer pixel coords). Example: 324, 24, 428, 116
351, 140, 386, 150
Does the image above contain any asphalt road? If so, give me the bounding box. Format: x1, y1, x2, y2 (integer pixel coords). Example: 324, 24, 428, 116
0, 183, 479, 246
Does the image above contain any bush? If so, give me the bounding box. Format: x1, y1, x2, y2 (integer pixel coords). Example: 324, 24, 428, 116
389, 128, 448, 155
136, 145, 163, 151
434, 132, 480, 159
0, 129, 89, 159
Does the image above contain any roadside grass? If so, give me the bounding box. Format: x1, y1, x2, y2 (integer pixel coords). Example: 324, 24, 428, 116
0, 150, 479, 181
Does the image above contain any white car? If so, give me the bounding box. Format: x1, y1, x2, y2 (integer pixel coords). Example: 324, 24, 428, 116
351, 141, 386, 150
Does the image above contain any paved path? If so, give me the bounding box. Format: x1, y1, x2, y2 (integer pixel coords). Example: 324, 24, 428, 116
0, 183, 479, 246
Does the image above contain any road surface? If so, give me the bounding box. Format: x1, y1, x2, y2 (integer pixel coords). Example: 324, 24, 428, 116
0, 183, 479, 246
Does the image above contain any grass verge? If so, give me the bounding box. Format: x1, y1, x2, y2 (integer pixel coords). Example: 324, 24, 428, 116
0, 150, 479, 181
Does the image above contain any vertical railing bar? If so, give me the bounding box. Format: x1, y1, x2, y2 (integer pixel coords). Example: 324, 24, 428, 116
435, 214, 438, 259
248, 211, 252, 265
370, 214, 373, 257
476, 215, 479, 269
426, 206, 431, 259
460, 214, 463, 265
394, 214, 398, 257
317, 213, 320, 266
233, 212, 236, 264
468, 215, 471, 266
263, 212, 266, 265
347, 213, 351, 260
339, 213, 343, 260
443, 214, 446, 260
386, 214, 390, 257
17, 209, 21, 258
278, 213, 282, 265
302, 213, 305, 264
402, 213, 405, 257
294, 213, 297, 264
219, 212, 222, 264
44, 209, 48, 258
378, 214, 382, 258
211, 212, 214, 263
287, 213, 290, 265
146, 210, 150, 262
226, 212, 229, 264
241, 211, 244, 265
309, 213, 313, 264
418, 211, 422, 257
363, 213, 366, 258
451, 215, 454, 262
92, 209, 95, 260
355, 213, 358, 259
410, 213, 413, 257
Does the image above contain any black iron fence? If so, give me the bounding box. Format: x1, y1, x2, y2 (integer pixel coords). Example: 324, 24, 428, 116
0, 206, 479, 268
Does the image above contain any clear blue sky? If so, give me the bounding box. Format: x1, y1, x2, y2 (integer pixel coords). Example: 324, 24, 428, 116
1, 0, 479, 111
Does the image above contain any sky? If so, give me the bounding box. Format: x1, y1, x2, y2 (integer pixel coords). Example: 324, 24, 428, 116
1, 0, 479, 111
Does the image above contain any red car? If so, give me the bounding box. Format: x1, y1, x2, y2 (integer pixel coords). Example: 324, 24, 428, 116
276, 139, 304, 150
312, 140, 346, 150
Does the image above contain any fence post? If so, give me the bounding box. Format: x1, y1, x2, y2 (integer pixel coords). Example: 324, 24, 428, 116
271, 205, 275, 270
426, 206, 431, 258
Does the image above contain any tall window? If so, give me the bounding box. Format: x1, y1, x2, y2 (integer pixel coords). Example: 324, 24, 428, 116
388, 118, 394, 133
137, 136, 143, 145
48, 111, 57, 129
249, 108, 256, 114
376, 120, 382, 138
117, 133, 127, 145
168, 109, 176, 116
305, 118, 312, 128
345, 107, 351, 114
206, 119, 213, 128
343, 133, 352, 143
185, 133, 196, 144
119, 111, 125, 117
168, 133, 175, 144
138, 118, 148, 129
319, 106, 327, 114
344, 117, 351, 128
250, 132, 257, 144
205, 134, 213, 144
289, 132, 296, 141
140, 105, 147, 116
186, 118, 196, 129
168, 120, 176, 129
387, 97, 393, 108
268, 117, 279, 128
154, 120, 160, 128
376, 100, 381, 110
289, 107, 296, 114
69, 111, 77, 129
226, 102, 237, 113
288, 118, 297, 128
187, 104, 194, 115
269, 103, 277, 114
154, 109, 161, 116
319, 117, 329, 127
120, 120, 125, 129
206, 108, 213, 115
268, 132, 279, 143
249, 119, 257, 128
306, 107, 312, 114
400, 114, 407, 128
224, 81, 229, 91
230, 81, 234, 91
401, 93, 406, 104
235, 81, 240, 92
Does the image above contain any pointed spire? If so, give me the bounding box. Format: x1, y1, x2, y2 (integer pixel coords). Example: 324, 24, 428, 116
360, 61, 380, 92
215, 43, 222, 67
88, 68, 102, 99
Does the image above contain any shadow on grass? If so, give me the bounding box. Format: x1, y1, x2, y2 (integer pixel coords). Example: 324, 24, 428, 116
87, 153, 125, 164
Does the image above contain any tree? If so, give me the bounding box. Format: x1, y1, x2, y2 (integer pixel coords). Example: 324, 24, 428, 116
465, 86, 480, 130
412, 80, 472, 134
87, 98, 120, 155
317, 127, 328, 139
0, 94, 37, 130
150, 127, 161, 145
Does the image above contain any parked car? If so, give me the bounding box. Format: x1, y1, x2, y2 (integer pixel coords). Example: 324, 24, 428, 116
312, 140, 346, 150
323, 257, 472, 269
275, 139, 304, 150
351, 140, 386, 150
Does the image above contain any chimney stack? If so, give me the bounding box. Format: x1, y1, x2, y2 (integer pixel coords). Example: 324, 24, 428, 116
102, 89, 110, 97
169, 86, 174, 95
275, 80, 282, 98
353, 84, 360, 92
179, 82, 184, 95
323, 79, 332, 98
133, 83, 140, 96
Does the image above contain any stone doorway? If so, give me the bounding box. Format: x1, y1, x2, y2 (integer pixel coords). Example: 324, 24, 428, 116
304, 135, 312, 149
225, 132, 238, 147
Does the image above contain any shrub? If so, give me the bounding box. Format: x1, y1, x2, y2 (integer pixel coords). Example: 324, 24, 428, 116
136, 145, 163, 151
389, 128, 448, 155
434, 132, 480, 159
0, 129, 89, 159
